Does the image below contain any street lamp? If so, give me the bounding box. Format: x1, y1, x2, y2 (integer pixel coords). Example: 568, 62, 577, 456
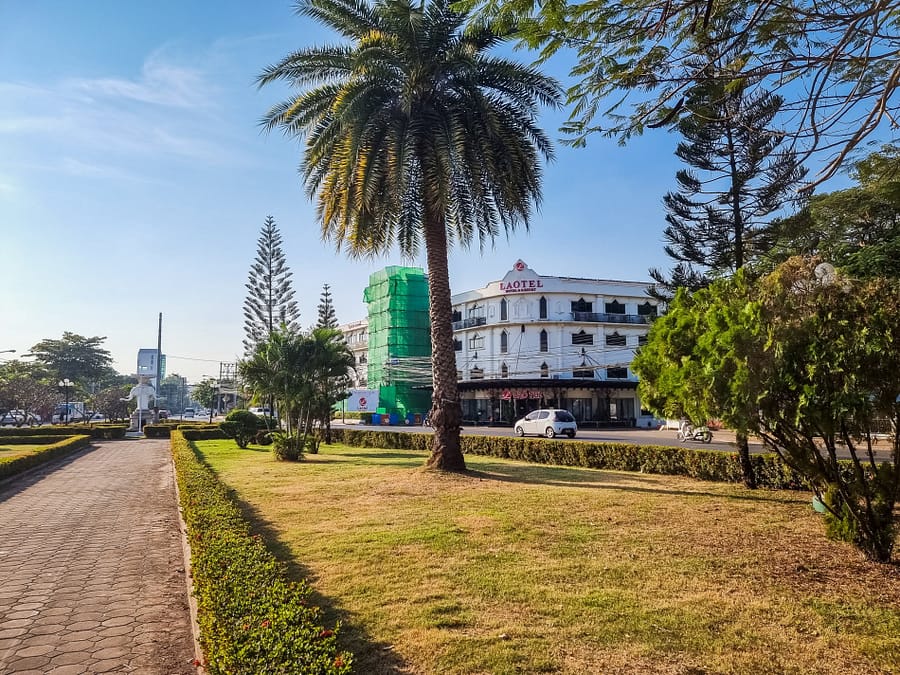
58, 378, 73, 424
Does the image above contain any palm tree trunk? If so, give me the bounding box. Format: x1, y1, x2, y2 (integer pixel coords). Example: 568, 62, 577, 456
422, 211, 466, 472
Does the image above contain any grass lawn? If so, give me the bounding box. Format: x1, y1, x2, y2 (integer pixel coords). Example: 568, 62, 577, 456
0, 444, 51, 461
194, 440, 900, 675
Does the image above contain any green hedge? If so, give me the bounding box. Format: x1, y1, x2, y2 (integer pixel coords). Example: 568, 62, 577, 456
0, 425, 127, 440
0, 434, 74, 445
329, 428, 811, 491
181, 428, 228, 441
145, 423, 223, 439
170, 431, 351, 674
0, 434, 92, 479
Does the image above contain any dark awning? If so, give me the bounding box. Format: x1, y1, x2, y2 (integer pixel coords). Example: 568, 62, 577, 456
457, 378, 637, 393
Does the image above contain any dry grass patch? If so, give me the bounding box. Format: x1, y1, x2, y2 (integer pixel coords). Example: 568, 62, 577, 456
196, 441, 900, 675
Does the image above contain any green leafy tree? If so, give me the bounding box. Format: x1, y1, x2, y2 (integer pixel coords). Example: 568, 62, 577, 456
28, 332, 113, 385
192, 379, 219, 411
243, 215, 301, 355
158, 374, 188, 413
307, 327, 354, 445
469, 0, 898, 185
770, 143, 900, 278
316, 284, 338, 329
636, 258, 900, 562
258, 0, 561, 471
0, 361, 56, 425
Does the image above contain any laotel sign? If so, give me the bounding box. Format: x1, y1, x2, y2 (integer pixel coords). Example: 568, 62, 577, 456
499, 278, 544, 293
498, 260, 543, 293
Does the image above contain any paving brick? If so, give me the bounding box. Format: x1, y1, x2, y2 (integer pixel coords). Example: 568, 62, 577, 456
0, 440, 195, 674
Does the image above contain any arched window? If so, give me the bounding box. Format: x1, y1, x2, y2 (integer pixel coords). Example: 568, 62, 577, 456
500, 331, 508, 353
606, 332, 626, 346
540, 330, 548, 352
605, 299, 626, 314
637, 301, 657, 317
540, 362, 549, 378
571, 297, 593, 313
501, 362, 508, 378
539, 296, 548, 319
571, 330, 593, 345
470, 367, 484, 380
500, 298, 508, 321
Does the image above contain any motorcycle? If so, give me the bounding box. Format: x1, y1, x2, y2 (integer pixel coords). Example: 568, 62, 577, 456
677, 421, 712, 444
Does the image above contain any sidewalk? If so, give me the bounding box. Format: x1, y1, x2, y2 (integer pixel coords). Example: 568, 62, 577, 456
0, 439, 195, 674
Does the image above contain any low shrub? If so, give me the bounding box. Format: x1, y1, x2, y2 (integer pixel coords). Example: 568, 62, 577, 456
170, 431, 351, 674
220, 410, 264, 449
272, 433, 304, 461
0, 434, 74, 445
181, 428, 228, 441
143, 424, 172, 438
329, 428, 814, 490
0, 434, 91, 479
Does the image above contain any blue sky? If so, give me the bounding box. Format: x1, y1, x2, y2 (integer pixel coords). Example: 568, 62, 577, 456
0, 1, 861, 382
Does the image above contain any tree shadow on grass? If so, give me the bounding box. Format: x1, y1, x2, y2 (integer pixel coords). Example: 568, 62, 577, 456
227, 492, 412, 675
463, 462, 805, 505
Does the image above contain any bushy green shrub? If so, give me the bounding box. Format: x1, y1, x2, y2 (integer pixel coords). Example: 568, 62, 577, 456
0, 425, 126, 440
329, 428, 815, 490
220, 410, 264, 449
181, 428, 228, 441
0, 434, 74, 445
272, 433, 304, 461
169, 431, 351, 674
143, 424, 172, 438
0, 434, 91, 479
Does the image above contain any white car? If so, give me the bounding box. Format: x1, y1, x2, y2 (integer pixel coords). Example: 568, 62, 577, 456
0, 410, 41, 426
514, 409, 578, 439
182, 408, 196, 419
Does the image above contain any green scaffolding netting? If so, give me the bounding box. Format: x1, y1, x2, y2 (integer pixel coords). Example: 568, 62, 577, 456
364, 266, 432, 416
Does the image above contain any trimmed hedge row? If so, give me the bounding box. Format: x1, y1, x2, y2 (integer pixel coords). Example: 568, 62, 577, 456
0, 434, 92, 479
0, 434, 74, 445
170, 431, 351, 674
145, 423, 224, 439
0, 425, 127, 440
329, 428, 811, 490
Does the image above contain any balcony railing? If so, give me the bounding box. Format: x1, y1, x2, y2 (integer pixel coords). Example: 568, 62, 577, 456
573, 312, 651, 324
452, 316, 486, 331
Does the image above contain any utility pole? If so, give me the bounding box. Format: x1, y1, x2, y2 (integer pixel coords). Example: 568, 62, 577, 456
155, 312, 163, 422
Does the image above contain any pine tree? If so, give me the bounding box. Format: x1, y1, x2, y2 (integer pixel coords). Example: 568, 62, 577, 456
649, 39, 806, 302
243, 216, 300, 354
315, 284, 338, 329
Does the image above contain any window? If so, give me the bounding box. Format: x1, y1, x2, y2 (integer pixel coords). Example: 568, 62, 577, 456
638, 334, 649, 346
451, 309, 462, 323
454, 339, 462, 352
500, 298, 508, 321
457, 370, 463, 381
572, 330, 593, 346
573, 366, 594, 378
571, 298, 593, 313
540, 362, 549, 378
540, 330, 548, 352
637, 301, 657, 317
470, 367, 484, 380
569, 398, 593, 422
606, 332, 626, 347
468, 334, 484, 350
605, 300, 626, 314
360, 355, 367, 364
500, 331, 508, 353
606, 367, 628, 379
539, 296, 548, 319
501, 363, 508, 378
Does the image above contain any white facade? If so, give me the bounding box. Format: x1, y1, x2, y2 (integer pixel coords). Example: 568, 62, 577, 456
451, 260, 658, 425
339, 260, 660, 426
339, 319, 369, 387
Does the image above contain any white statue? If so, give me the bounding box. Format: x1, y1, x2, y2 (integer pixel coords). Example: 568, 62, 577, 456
122, 375, 156, 410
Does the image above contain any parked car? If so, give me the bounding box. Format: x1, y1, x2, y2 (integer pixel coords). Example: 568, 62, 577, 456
0, 410, 41, 426
514, 409, 577, 438
158, 409, 170, 420
183, 408, 196, 419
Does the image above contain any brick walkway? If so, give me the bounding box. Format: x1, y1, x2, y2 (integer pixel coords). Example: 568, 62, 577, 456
0, 439, 195, 674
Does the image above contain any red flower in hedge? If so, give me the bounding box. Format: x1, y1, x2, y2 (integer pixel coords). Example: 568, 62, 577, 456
319, 629, 334, 638
261, 619, 271, 628
334, 655, 345, 668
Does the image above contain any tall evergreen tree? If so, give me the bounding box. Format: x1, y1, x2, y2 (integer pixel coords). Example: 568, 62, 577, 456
649, 38, 806, 303
315, 284, 338, 329
243, 216, 301, 355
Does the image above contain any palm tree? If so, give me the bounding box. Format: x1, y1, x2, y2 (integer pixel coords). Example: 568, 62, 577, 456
307, 327, 355, 444
259, 0, 561, 471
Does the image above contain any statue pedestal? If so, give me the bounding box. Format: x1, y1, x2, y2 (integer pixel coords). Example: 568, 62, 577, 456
128, 409, 155, 432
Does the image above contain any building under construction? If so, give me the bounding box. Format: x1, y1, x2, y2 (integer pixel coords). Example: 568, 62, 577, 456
362, 266, 432, 419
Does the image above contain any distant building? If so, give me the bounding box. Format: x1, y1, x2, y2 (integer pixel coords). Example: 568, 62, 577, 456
338, 261, 660, 426
136, 349, 165, 389
339, 319, 369, 388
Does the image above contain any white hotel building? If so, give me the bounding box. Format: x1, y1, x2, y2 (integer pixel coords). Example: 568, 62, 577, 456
341, 260, 660, 427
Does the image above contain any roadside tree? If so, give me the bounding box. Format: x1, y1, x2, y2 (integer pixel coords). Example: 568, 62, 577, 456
29, 332, 113, 385
259, 0, 561, 471
635, 258, 900, 561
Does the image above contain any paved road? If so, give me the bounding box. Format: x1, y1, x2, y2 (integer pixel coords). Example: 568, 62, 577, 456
333, 420, 749, 452
0, 439, 195, 674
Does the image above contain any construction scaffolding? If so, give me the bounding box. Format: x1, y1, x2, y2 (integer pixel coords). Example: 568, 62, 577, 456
363, 266, 432, 417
